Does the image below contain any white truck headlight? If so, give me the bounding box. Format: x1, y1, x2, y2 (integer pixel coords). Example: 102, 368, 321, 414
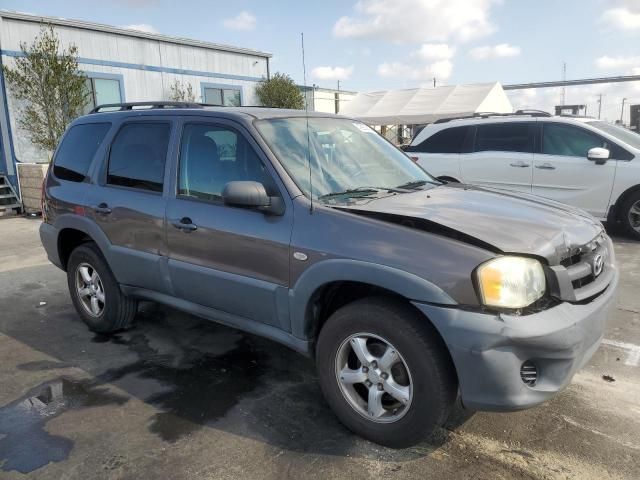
476, 256, 546, 309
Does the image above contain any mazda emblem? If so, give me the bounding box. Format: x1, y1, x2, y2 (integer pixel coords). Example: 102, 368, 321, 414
593, 254, 604, 277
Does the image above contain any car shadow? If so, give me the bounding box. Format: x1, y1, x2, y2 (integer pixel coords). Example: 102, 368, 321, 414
2, 298, 471, 468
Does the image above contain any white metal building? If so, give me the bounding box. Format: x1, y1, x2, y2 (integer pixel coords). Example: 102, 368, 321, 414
0, 10, 272, 191
300, 85, 358, 114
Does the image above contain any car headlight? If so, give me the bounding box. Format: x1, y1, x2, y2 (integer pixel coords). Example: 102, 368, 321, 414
476, 256, 546, 309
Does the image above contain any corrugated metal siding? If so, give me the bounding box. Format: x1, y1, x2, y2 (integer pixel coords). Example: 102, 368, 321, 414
0, 16, 268, 163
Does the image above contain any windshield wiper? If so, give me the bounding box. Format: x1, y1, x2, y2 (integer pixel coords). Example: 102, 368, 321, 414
318, 187, 382, 201
394, 180, 436, 190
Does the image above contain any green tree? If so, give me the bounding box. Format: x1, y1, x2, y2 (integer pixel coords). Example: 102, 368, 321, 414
255, 72, 305, 109
2, 25, 89, 154
168, 79, 196, 102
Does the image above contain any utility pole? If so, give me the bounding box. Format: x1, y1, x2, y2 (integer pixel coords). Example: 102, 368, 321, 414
561, 62, 567, 105
597, 94, 603, 119
620, 97, 627, 124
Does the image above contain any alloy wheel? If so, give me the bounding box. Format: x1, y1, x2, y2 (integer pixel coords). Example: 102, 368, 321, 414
629, 200, 640, 234
334, 333, 413, 423
75, 262, 105, 317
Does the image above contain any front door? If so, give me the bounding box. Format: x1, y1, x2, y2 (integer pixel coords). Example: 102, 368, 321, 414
532, 122, 617, 218
459, 122, 535, 193
165, 119, 293, 329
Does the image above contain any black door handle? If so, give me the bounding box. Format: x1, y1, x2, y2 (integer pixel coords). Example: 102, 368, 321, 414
171, 217, 197, 232
94, 203, 112, 215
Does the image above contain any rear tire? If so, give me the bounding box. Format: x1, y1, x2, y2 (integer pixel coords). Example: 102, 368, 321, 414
620, 191, 640, 240
316, 297, 457, 448
66, 243, 137, 332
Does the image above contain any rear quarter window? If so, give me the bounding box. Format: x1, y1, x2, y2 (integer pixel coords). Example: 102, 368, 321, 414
53, 123, 111, 182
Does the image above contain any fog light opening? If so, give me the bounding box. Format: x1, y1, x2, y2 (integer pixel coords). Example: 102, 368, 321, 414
520, 360, 538, 386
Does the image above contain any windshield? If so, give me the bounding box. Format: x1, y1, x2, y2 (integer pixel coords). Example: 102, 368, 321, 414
255, 117, 435, 201
587, 121, 640, 150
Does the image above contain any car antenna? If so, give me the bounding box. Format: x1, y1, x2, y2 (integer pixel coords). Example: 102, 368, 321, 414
301, 32, 313, 213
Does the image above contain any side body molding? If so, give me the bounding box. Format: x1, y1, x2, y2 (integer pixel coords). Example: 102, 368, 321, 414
289, 258, 457, 339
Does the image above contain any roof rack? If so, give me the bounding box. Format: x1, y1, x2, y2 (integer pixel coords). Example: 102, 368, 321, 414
434, 109, 552, 124
89, 101, 215, 113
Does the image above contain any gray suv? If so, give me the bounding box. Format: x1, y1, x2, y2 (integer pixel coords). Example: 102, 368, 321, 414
40, 102, 618, 447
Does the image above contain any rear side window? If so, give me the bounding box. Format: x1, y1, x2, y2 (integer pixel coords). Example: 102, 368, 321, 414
53, 123, 111, 182
107, 123, 170, 192
407, 126, 469, 154
475, 122, 534, 153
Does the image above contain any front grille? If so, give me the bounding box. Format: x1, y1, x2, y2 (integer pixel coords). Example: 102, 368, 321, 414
551, 233, 613, 303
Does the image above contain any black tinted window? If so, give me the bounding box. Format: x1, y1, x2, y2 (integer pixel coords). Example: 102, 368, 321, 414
475, 123, 533, 153
53, 123, 111, 182
178, 124, 276, 201
541, 123, 632, 159
107, 123, 170, 192
409, 126, 469, 153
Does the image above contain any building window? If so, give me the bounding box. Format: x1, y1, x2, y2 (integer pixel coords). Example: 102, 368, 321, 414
202, 84, 242, 106
83, 76, 123, 113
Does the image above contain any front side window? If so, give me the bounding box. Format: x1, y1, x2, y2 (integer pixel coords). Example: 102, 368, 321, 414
178, 124, 275, 201
255, 118, 435, 201
407, 126, 469, 154
53, 123, 111, 182
475, 122, 534, 153
542, 123, 604, 158
107, 123, 170, 192
203, 87, 241, 107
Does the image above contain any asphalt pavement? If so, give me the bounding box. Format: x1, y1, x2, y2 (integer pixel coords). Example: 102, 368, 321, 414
0, 217, 638, 479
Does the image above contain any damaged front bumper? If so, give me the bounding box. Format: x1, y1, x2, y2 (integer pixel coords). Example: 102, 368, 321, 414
412, 267, 619, 411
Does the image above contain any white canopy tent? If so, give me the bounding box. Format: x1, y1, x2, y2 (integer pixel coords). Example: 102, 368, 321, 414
341, 82, 513, 125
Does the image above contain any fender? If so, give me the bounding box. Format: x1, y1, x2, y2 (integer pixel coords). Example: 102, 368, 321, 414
51, 214, 167, 291
53, 213, 113, 261
289, 258, 457, 339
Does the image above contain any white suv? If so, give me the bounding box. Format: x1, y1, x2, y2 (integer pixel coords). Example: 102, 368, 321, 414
406, 111, 640, 239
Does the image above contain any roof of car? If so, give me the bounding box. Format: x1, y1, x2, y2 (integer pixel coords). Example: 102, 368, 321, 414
82, 103, 349, 122
410, 113, 598, 146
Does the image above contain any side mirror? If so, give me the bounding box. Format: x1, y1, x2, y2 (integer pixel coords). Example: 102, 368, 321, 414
587, 147, 609, 165
222, 181, 284, 215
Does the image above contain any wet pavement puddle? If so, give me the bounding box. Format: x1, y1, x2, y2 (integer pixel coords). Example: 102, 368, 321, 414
0, 377, 128, 473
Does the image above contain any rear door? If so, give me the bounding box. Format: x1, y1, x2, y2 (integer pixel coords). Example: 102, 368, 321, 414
459, 121, 535, 193
533, 122, 618, 218
165, 117, 293, 330
410, 125, 470, 180
85, 118, 174, 293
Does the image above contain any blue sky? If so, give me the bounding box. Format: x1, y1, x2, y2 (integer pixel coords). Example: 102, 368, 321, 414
3, 0, 640, 95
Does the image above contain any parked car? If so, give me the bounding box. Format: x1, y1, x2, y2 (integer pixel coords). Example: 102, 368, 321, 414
40, 103, 618, 447
406, 111, 640, 239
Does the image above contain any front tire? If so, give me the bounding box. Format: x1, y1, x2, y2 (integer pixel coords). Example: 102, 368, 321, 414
620, 191, 640, 240
316, 298, 457, 448
66, 243, 138, 332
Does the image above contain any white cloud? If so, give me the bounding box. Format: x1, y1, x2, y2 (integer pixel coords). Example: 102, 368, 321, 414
333, 0, 499, 44
595, 55, 640, 69
377, 59, 453, 81
311, 66, 354, 81
120, 23, 158, 34
412, 43, 456, 61
602, 7, 640, 31
470, 43, 520, 60
223, 11, 257, 31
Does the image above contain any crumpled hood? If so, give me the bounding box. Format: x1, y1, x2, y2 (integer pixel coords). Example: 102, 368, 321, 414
339, 184, 604, 262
